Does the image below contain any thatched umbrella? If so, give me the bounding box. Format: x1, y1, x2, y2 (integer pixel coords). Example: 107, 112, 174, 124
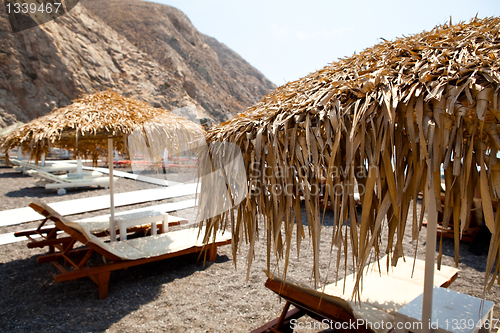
1, 92, 203, 162
200, 16, 500, 329
1, 91, 205, 239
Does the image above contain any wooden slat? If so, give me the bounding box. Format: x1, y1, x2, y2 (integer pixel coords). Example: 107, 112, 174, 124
53, 240, 231, 283
37, 248, 90, 264
14, 226, 57, 237
27, 236, 73, 249
250, 306, 303, 333
51, 261, 68, 274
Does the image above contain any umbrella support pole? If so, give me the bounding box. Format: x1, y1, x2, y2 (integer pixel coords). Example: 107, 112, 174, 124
108, 138, 116, 242
77, 158, 83, 177
422, 185, 437, 333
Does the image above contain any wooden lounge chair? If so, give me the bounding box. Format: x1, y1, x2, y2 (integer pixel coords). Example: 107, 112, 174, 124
15, 204, 189, 253
26, 202, 232, 299
253, 256, 458, 333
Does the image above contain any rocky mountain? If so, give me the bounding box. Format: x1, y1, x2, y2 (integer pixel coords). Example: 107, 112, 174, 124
0, 0, 276, 128
81, 0, 276, 123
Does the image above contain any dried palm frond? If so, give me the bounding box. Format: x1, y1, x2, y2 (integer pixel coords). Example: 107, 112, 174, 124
200, 16, 500, 294
1, 91, 204, 162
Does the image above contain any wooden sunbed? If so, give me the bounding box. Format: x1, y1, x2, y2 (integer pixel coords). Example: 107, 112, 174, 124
15, 205, 189, 253
253, 256, 458, 333
24, 202, 232, 299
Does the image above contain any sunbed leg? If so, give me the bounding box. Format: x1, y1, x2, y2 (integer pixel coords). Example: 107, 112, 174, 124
47, 228, 58, 254
208, 247, 217, 262
276, 302, 291, 330
96, 271, 111, 300
251, 301, 299, 333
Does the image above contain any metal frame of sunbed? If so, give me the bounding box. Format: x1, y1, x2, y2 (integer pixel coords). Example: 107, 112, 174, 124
25, 202, 231, 299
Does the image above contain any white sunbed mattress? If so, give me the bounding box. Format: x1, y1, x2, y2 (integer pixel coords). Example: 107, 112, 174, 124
36, 201, 231, 261
322, 256, 459, 314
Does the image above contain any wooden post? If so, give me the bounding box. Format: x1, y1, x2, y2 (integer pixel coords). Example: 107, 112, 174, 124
76, 157, 83, 178
108, 137, 116, 242
208, 246, 217, 262
422, 182, 437, 333
97, 271, 111, 300
163, 214, 169, 233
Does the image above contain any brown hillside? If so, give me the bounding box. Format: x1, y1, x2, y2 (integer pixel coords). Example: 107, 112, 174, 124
0, 0, 275, 128
81, 0, 276, 123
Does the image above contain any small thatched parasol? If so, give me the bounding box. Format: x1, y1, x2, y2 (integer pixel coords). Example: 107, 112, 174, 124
1, 91, 203, 163
200, 16, 500, 328
1, 91, 205, 238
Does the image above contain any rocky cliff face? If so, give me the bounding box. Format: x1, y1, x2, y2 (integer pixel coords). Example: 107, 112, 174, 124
80, 0, 275, 123
0, 0, 275, 128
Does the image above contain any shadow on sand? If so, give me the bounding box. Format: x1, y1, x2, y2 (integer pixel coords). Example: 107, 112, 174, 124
5, 185, 106, 199
0, 246, 230, 332
0, 170, 28, 179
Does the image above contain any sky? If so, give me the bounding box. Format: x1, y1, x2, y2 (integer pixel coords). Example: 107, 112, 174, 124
151, 1, 500, 86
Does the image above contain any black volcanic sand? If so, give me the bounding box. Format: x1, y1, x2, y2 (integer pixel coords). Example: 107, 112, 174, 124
0, 163, 498, 332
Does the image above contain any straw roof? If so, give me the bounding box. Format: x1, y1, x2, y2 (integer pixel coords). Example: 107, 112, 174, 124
1, 91, 204, 161
201, 16, 500, 292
